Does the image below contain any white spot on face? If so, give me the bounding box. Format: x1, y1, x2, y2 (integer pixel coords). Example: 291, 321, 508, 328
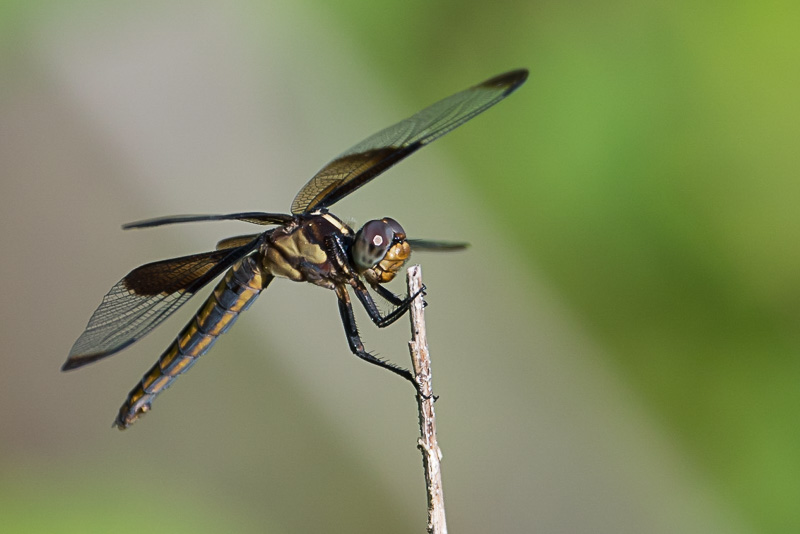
372, 235, 384, 246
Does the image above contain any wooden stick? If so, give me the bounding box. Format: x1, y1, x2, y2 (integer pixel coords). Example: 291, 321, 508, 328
406, 265, 448, 534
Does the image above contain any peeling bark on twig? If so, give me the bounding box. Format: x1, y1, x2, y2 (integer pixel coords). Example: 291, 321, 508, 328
407, 265, 447, 534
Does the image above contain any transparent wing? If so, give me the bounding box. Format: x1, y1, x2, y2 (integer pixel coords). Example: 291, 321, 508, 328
123, 212, 292, 230
291, 69, 528, 214
63, 238, 260, 370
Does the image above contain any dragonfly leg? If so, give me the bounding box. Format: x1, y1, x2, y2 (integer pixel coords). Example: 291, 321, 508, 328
326, 234, 355, 276
371, 282, 427, 308
351, 279, 425, 328
335, 285, 417, 388
370, 283, 404, 306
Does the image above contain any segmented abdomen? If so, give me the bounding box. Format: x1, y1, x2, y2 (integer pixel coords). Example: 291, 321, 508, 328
115, 255, 269, 429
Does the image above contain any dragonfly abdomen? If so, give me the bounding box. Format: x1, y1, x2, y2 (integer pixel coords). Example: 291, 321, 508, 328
115, 256, 270, 429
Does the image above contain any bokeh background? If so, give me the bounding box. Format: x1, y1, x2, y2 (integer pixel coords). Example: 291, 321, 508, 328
2, 1, 798, 533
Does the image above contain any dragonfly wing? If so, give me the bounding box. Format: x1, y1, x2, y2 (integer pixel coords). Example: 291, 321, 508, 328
63, 238, 260, 370
291, 69, 528, 214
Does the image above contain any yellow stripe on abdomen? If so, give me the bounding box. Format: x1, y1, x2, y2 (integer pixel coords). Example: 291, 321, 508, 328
115, 256, 269, 429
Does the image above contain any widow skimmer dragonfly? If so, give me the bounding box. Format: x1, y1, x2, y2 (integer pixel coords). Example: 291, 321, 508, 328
63, 69, 528, 429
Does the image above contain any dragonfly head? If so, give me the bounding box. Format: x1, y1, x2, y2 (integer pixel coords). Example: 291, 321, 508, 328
352, 217, 410, 284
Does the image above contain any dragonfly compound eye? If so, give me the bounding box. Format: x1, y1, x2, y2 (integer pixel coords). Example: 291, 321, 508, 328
353, 218, 410, 283
353, 219, 398, 272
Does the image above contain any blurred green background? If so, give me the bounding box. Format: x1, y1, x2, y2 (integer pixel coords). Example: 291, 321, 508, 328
1, 1, 798, 532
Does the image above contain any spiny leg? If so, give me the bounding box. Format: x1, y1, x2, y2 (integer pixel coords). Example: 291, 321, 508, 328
334, 285, 417, 387
371, 282, 406, 307
370, 281, 427, 310
351, 278, 424, 328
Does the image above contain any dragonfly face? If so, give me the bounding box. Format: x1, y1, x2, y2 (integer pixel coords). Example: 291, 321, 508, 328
63, 69, 528, 429
352, 218, 410, 283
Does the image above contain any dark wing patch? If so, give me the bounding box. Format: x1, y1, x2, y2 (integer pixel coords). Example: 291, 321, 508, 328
63, 239, 260, 370
216, 233, 262, 250
291, 69, 528, 214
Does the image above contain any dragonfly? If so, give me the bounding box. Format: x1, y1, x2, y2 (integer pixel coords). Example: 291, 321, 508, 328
63, 69, 528, 429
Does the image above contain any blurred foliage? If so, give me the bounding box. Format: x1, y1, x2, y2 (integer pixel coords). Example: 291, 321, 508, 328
0, 461, 271, 533
308, 0, 800, 531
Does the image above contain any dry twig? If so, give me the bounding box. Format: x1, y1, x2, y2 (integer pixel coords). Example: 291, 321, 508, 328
407, 265, 447, 534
